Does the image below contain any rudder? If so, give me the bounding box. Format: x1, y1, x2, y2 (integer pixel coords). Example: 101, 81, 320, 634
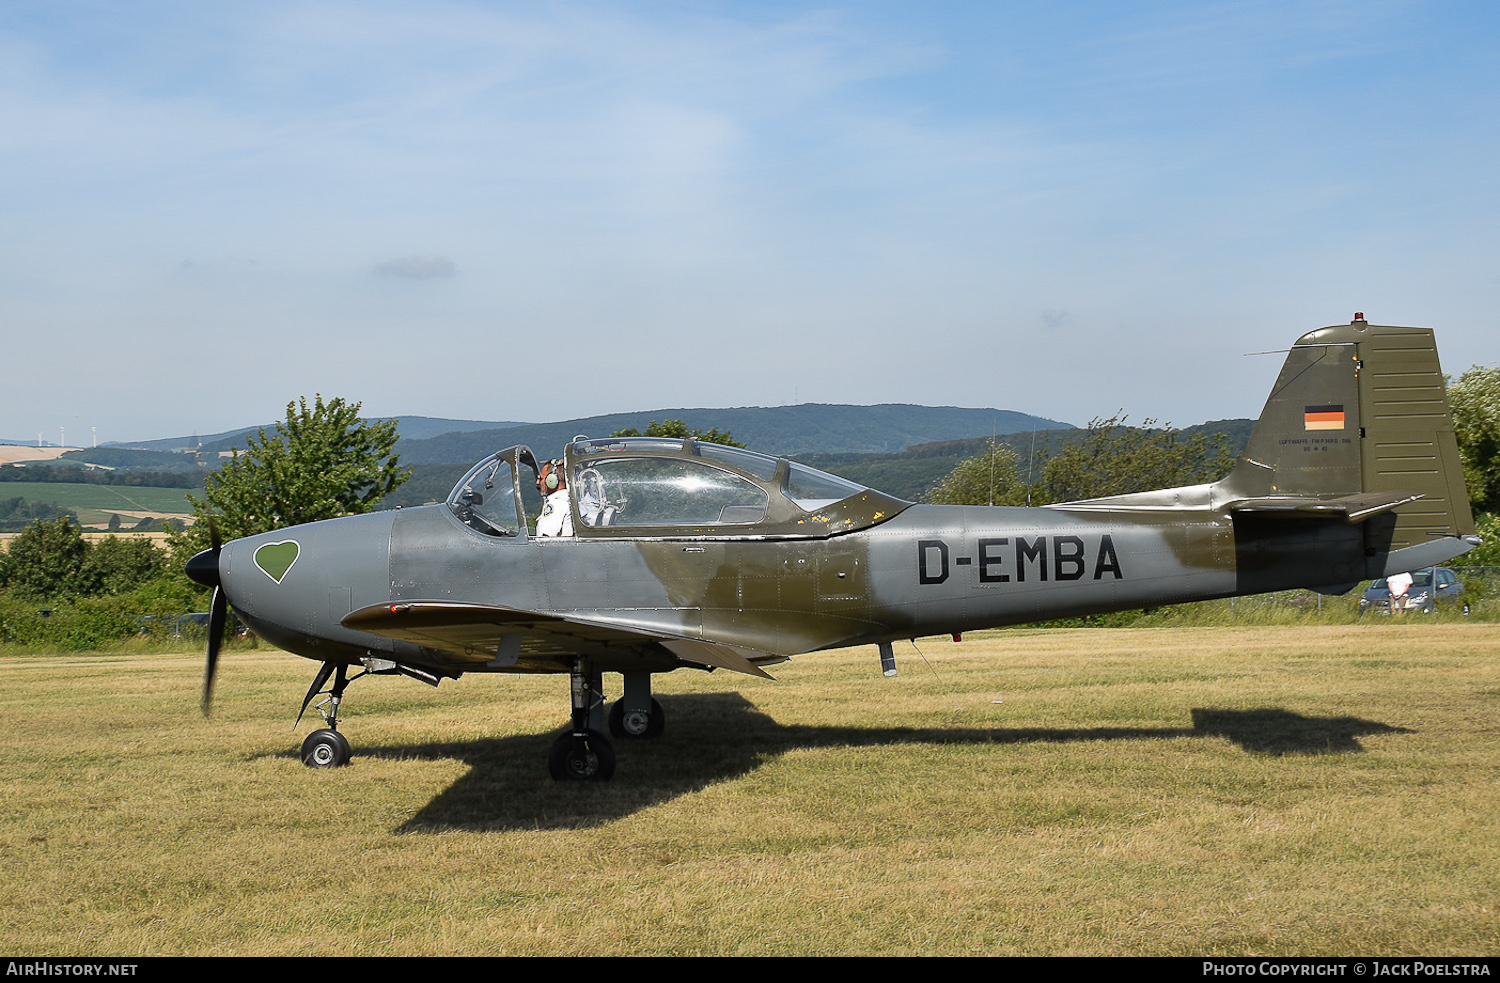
1356, 323, 1473, 549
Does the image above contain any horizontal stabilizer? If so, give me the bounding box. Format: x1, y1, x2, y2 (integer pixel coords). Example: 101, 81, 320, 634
1227, 490, 1424, 522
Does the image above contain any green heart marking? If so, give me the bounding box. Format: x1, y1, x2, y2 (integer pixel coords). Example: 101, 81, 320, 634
254, 541, 301, 584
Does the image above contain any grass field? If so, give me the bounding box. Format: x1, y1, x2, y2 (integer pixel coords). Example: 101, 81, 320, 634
2, 624, 1496, 956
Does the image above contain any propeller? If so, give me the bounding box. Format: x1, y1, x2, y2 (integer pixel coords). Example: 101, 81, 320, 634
185, 520, 225, 716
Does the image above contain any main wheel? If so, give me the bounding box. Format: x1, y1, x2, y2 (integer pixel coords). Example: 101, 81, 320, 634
548, 730, 616, 781
608, 698, 665, 739
301, 728, 351, 768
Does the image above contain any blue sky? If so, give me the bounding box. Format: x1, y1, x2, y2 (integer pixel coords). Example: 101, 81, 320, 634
3, 1, 1497, 445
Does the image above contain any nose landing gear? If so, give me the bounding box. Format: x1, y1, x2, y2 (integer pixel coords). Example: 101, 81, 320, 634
296, 662, 353, 769
292, 657, 442, 769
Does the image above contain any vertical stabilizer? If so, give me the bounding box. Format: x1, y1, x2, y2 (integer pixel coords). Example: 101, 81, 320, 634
1223, 332, 1364, 498
1221, 317, 1474, 550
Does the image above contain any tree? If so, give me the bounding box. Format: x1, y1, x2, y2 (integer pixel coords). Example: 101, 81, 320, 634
1453, 512, 1500, 566
609, 419, 745, 447
0, 496, 73, 532
1037, 414, 1234, 504
923, 444, 1024, 505
0, 517, 96, 599
1447, 365, 1500, 514
85, 535, 169, 595
178, 395, 410, 550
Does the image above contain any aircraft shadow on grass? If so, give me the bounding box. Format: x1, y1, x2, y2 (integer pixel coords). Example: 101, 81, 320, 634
276, 692, 1411, 832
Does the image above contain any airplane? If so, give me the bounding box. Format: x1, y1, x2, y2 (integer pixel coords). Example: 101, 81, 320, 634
186, 316, 1479, 780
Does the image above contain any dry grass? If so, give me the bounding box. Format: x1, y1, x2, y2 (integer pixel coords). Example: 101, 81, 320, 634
1, 624, 1497, 956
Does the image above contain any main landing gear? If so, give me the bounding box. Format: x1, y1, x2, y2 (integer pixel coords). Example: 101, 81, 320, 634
608, 670, 665, 739
548, 664, 666, 781
548, 660, 614, 781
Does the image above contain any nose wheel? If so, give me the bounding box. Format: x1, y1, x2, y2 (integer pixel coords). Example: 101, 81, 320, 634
301, 728, 351, 768
296, 662, 355, 768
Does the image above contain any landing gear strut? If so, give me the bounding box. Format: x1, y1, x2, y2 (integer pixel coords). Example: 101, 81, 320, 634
608, 671, 665, 738
290, 657, 445, 769
549, 659, 616, 781
297, 663, 353, 768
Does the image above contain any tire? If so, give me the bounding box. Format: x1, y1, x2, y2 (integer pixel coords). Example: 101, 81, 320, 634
608, 698, 665, 739
301, 728, 350, 768
548, 730, 616, 781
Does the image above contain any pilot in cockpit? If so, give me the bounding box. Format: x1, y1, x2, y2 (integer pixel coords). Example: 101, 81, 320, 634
535, 459, 573, 537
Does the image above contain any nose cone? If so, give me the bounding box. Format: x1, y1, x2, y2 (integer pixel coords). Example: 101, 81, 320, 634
185, 548, 221, 589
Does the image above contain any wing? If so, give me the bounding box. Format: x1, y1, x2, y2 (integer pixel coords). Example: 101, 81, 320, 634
341, 601, 779, 679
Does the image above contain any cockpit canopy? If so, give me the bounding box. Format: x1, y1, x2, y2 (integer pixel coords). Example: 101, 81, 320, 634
447, 437, 909, 539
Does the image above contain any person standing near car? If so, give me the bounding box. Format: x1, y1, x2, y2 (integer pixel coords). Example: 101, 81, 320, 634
1387, 570, 1413, 615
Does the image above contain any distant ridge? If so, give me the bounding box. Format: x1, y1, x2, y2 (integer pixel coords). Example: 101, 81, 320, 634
391, 403, 1074, 465
60, 405, 1072, 474
110, 416, 532, 453
11, 409, 1255, 506
797, 418, 1256, 501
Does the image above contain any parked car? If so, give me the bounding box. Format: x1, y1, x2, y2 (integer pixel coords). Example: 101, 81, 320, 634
1359, 567, 1467, 615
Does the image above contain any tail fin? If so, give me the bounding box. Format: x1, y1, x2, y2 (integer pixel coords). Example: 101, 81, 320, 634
1222, 316, 1475, 559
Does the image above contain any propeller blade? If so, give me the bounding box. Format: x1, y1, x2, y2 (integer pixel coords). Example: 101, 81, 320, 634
190, 517, 227, 715
201, 585, 227, 716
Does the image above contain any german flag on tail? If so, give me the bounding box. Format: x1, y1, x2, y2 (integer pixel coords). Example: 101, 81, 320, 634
1304, 405, 1345, 431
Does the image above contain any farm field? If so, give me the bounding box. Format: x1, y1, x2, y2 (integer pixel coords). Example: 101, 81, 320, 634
0, 481, 194, 526
1, 624, 1496, 956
